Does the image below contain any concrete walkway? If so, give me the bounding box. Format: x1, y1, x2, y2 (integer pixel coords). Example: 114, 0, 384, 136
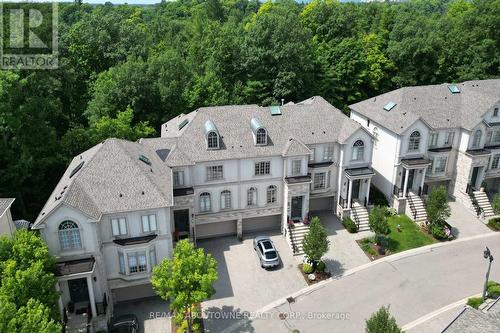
223, 233, 500, 333
447, 201, 493, 238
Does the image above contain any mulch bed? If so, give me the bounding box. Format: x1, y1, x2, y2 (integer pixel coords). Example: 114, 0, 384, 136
298, 263, 332, 285
356, 240, 391, 261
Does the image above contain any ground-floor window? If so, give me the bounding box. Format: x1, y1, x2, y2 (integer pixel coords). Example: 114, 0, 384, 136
128, 252, 147, 274
491, 154, 500, 169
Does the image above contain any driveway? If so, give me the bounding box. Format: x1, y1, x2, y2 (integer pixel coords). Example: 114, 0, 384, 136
313, 211, 373, 276
198, 231, 307, 332
447, 200, 493, 238
114, 296, 170, 333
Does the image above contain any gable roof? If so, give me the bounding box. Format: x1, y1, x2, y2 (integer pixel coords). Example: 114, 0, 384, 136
442, 300, 500, 333
157, 96, 362, 164
34, 139, 172, 227
0, 198, 15, 218
350, 79, 500, 134
282, 138, 312, 157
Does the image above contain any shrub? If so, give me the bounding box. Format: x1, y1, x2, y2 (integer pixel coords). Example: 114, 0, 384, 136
303, 263, 313, 274
387, 208, 397, 216
487, 218, 500, 231
492, 195, 500, 215
429, 223, 447, 240
369, 185, 389, 207
316, 261, 326, 272
369, 206, 389, 236
467, 297, 484, 309
365, 305, 402, 333
342, 217, 358, 233
487, 281, 500, 298
426, 186, 450, 226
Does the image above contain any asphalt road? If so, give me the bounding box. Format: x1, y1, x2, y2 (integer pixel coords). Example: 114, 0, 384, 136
222, 233, 500, 333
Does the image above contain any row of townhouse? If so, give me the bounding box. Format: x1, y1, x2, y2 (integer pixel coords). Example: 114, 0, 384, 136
32, 96, 375, 330
349, 79, 500, 221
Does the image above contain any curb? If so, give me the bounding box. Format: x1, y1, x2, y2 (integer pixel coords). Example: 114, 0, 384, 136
256, 232, 499, 314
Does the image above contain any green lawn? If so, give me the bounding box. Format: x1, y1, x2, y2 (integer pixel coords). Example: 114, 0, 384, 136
385, 215, 436, 253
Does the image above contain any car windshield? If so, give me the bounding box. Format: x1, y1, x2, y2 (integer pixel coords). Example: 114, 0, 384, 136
262, 241, 273, 250
265, 251, 277, 260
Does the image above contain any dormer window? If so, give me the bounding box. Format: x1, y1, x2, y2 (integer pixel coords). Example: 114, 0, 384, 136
204, 120, 220, 149
250, 118, 267, 146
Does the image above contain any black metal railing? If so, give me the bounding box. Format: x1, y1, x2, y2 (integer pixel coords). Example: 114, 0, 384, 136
407, 194, 418, 221
339, 195, 349, 209
287, 219, 298, 254
393, 185, 404, 198
351, 206, 360, 231
466, 183, 474, 195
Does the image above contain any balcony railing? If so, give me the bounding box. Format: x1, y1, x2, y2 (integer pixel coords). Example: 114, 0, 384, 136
393, 185, 404, 198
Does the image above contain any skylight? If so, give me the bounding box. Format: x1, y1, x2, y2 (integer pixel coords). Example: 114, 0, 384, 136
139, 154, 151, 166
448, 85, 460, 94
269, 106, 282, 116
383, 102, 397, 111
69, 161, 84, 178
178, 119, 189, 130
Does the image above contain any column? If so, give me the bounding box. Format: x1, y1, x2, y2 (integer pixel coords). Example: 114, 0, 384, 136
365, 178, 371, 206
86, 275, 97, 318
403, 168, 409, 198
347, 178, 353, 209
420, 167, 426, 193
237, 218, 243, 241
56, 282, 64, 319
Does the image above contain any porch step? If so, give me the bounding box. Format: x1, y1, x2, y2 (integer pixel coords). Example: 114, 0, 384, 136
472, 191, 495, 218
407, 194, 428, 223
287, 222, 309, 255
352, 202, 371, 232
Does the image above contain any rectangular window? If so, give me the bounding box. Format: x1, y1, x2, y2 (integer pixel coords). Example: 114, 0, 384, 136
310, 148, 315, 162
141, 214, 157, 233
434, 157, 447, 173
111, 218, 127, 236
446, 132, 454, 145
429, 133, 439, 147
427, 158, 434, 174
255, 161, 271, 176
292, 160, 301, 175
313, 173, 326, 190
493, 131, 500, 143
494, 108, 499, 117
149, 248, 157, 270
118, 252, 125, 274
173, 171, 184, 187
128, 252, 147, 274
247, 188, 257, 206
323, 146, 334, 161
207, 165, 223, 181
492, 155, 500, 169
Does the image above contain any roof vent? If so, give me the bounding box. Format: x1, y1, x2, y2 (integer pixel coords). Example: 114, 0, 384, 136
69, 161, 84, 178
269, 106, 282, 116
383, 102, 397, 111
178, 119, 189, 130
448, 85, 460, 94
139, 154, 151, 165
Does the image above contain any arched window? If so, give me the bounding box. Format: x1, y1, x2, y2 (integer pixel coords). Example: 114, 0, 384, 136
267, 185, 277, 204
472, 130, 482, 148
408, 131, 421, 151
58, 220, 82, 250
199, 192, 211, 212
207, 131, 219, 149
256, 128, 267, 145
220, 190, 232, 210
247, 187, 257, 206
352, 140, 365, 161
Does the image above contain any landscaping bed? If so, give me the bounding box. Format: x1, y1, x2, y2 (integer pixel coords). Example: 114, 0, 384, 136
358, 215, 436, 260
487, 218, 500, 231
298, 263, 331, 285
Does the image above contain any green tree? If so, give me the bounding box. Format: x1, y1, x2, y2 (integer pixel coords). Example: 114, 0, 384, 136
369, 206, 389, 236
491, 194, 500, 215
302, 216, 330, 264
426, 186, 450, 226
151, 240, 217, 332
1, 298, 61, 333
365, 305, 402, 333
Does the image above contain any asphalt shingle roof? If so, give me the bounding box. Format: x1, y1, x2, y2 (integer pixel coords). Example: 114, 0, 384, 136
0, 198, 15, 218
34, 139, 172, 226
350, 79, 500, 134
442, 303, 500, 333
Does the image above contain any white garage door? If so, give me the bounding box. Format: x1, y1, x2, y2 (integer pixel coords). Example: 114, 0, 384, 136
243, 215, 281, 233
309, 196, 333, 212
113, 283, 155, 303
196, 220, 236, 239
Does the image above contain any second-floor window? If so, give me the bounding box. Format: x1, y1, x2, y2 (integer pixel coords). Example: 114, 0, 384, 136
434, 157, 447, 173
310, 148, 315, 161
313, 173, 327, 189
323, 146, 334, 161
220, 190, 232, 210
255, 161, 270, 175
128, 252, 147, 274
247, 187, 257, 206
199, 192, 211, 212
472, 130, 482, 148
267, 185, 277, 204
207, 165, 223, 181
491, 155, 500, 169
492, 131, 500, 144
59, 220, 82, 250
408, 131, 421, 151
292, 160, 301, 175
173, 171, 184, 187
141, 214, 157, 233
429, 132, 439, 147
111, 217, 127, 236
444, 131, 454, 146
352, 140, 364, 161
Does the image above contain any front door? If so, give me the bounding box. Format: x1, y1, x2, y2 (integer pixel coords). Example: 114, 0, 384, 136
68, 278, 89, 303
408, 169, 415, 190
291, 196, 303, 221
352, 180, 361, 200
471, 167, 480, 189
174, 209, 190, 233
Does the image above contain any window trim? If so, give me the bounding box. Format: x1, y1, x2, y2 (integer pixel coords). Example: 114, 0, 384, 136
173, 170, 185, 187
267, 185, 277, 204
291, 159, 302, 175
255, 161, 271, 176
206, 165, 223, 181
352, 140, 365, 161
309, 148, 315, 162
472, 130, 482, 148
58, 220, 82, 251
127, 251, 148, 274
207, 131, 219, 149
491, 154, 500, 170
433, 156, 447, 174
111, 217, 128, 237
323, 145, 334, 161
313, 172, 327, 190
247, 187, 257, 207
199, 192, 212, 212
444, 131, 454, 146
408, 131, 421, 151
141, 214, 157, 233
220, 190, 232, 210
256, 128, 267, 145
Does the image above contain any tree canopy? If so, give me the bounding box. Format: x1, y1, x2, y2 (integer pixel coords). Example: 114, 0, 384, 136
1, 0, 499, 220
